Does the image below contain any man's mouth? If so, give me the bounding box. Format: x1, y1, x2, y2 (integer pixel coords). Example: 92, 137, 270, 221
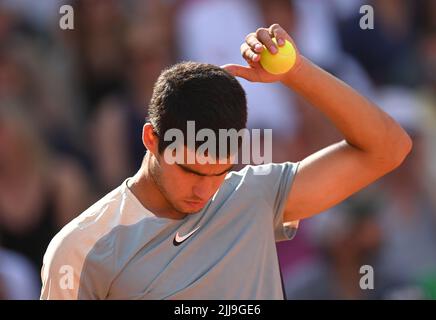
184, 200, 206, 208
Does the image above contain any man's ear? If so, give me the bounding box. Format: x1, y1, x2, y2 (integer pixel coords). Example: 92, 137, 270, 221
142, 123, 159, 156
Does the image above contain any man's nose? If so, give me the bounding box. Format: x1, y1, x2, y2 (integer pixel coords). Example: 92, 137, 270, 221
192, 186, 208, 201
192, 180, 214, 201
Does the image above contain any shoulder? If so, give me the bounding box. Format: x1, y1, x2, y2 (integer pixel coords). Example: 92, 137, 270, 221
42, 188, 116, 267
41, 183, 140, 299
42, 184, 136, 275
225, 162, 299, 186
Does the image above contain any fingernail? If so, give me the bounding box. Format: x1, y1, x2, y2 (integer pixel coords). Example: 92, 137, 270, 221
252, 53, 259, 61
278, 38, 285, 46
269, 45, 277, 54
254, 43, 263, 51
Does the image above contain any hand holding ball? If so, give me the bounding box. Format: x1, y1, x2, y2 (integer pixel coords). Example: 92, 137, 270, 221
259, 38, 297, 75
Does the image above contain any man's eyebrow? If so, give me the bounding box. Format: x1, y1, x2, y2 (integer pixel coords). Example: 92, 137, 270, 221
177, 163, 236, 176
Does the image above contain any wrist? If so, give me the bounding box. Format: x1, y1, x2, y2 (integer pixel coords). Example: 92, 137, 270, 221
280, 55, 308, 86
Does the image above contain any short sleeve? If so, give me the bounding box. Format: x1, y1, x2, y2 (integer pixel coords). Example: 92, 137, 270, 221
40, 236, 83, 299
40, 227, 112, 300
242, 161, 301, 242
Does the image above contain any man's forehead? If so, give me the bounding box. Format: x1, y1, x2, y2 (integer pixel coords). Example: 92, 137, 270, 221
185, 145, 236, 161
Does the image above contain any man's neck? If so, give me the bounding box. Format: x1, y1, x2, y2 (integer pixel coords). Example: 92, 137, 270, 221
127, 155, 186, 220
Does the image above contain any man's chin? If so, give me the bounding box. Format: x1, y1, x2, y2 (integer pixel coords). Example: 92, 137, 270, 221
179, 200, 207, 214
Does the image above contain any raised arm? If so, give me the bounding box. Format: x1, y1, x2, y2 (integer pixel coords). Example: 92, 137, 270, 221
223, 24, 412, 222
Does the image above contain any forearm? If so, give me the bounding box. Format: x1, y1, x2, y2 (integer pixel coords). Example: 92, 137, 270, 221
282, 56, 412, 159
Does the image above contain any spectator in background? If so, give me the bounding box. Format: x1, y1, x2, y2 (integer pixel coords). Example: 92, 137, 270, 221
60, 0, 133, 193
0, 6, 84, 163
415, 0, 436, 207
70, 0, 128, 115
123, 1, 175, 167
286, 193, 417, 299
374, 88, 436, 290
85, 1, 176, 193
0, 246, 40, 299
338, 0, 421, 87
0, 107, 92, 271
86, 96, 138, 193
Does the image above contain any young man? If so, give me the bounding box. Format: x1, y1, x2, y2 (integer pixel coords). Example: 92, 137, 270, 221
41, 24, 412, 299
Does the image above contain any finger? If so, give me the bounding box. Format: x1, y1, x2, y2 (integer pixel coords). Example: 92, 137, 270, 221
245, 33, 264, 53
268, 24, 289, 46
256, 28, 277, 54
268, 23, 293, 46
241, 42, 260, 63
220, 64, 256, 82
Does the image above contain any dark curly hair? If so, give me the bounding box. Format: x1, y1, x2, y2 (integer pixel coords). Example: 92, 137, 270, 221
147, 61, 247, 156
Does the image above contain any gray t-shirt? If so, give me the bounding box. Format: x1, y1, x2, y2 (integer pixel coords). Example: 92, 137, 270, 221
40, 162, 299, 299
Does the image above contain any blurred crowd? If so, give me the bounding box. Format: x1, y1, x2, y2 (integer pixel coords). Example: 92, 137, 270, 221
0, 0, 435, 299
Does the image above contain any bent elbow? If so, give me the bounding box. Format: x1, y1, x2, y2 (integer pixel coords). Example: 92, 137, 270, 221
371, 128, 413, 173
388, 130, 413, 170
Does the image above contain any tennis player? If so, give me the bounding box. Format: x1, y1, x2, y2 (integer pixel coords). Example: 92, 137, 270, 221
40, 24, 412, 299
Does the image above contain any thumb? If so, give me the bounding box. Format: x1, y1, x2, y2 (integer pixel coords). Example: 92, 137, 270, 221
221, 64, 256, 81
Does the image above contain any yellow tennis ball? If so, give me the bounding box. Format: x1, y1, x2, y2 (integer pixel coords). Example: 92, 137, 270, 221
259, 38, 296, 75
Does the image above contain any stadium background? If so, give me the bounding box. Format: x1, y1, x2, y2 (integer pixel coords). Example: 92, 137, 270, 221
0, 0, 435, 299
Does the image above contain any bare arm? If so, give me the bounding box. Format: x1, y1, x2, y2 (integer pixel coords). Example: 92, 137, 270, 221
223, 24, 412, 221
